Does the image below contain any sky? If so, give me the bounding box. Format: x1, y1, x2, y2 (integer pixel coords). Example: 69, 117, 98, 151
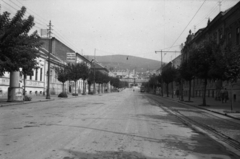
1, 0, 239, 63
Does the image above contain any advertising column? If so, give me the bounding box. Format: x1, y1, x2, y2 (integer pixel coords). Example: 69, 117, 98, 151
7, 71, 23, 102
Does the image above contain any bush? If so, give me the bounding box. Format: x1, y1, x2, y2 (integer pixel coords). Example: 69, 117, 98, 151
23, 95, 32, 101
58, 92, 68, 98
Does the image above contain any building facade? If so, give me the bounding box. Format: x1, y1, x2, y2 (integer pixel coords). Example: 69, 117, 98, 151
181, 1, 240, 102
0, 47, 66, 97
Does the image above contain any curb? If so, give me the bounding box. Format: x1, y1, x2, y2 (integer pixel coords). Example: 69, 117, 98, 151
149, 93, 240, 121
0, 92, 110, 107
177, 101, 240, 121
0, 99, 55, 107
0, 94, 81, 107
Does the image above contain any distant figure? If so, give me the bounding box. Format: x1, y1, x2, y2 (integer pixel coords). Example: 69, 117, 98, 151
224, 88, 229, 103
220, 88, 225, 103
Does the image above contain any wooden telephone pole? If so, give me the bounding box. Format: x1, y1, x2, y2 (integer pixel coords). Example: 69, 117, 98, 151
46, 21, 53, 99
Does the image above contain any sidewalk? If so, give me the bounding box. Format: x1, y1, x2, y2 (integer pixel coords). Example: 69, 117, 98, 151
160, 95, 240, 120
0, 94, 82, 107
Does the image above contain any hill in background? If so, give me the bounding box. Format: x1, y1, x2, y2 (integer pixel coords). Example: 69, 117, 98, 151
85, 55, 162, 72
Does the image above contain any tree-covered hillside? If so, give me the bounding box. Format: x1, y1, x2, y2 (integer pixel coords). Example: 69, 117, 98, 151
85, 55, 162, 72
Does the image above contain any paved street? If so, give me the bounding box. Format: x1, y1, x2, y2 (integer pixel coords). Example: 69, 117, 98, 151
0, 89, 239, 159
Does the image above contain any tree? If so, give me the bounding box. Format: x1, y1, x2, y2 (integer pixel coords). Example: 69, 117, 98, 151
0, 7, 42, 76
87, 71, 94, 94
174, 67, 184, 101
179, 57, 194, 101
148, 74, 158, 93
101, 73, 110, 92
68, 63, 84, 95
162, 65, 177, 97
110, 76, 120, 88
78, 63, 89, 95
189, 39, 220, 106
221, 45, 240, 83
55, 66, 69, 93
94, 71, 109, 93
210, 43, 240, 110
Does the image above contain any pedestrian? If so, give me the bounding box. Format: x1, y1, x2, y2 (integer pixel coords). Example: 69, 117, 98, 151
220, 88, 225, 103
224, 88, 229, 103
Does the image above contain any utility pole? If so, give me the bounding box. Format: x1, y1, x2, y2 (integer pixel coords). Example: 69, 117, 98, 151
46, 21, 52, 99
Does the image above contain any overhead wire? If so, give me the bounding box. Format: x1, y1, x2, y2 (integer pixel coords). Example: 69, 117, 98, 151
2, 0, 48, 28
14, 0, 48, 26
168, 0, 207, 50
195, 5, 219, 28
2, 0, 79, 53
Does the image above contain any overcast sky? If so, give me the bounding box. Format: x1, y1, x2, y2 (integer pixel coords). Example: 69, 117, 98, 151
1, 0, 239, 62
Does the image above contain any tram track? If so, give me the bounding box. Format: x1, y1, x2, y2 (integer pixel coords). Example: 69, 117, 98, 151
146, 95, 240, 157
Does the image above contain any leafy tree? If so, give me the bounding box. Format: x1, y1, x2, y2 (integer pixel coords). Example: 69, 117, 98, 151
101, 73, 110, 92
162, 65, 177, 97
179, 57, 194, 101
110, 76, 120, 88
0, 7, 42, 76
174, 67, 184, 101
78, 63, 89, 95
55, 66, 69, 93
148, 74, 158, 93
87, 71, 94, 94
68, 62, 88, 95
156, 74, 163, 95
189, 39, 220, 106
219, 45, 240, 83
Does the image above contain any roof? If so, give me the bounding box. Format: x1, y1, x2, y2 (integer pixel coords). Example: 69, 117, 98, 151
41, 37, 75, 53
38, 47, 66, 66
91, 62, 109, 73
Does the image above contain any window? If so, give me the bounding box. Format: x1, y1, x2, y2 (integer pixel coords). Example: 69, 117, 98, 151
40, 68, 43, 81
237, 27, 240, 45
35, 69, 38, 81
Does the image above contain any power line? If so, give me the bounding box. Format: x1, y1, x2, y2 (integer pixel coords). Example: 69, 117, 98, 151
8, 0, 48, 27
14, 0, 48, 26
2, 0, 79, 53
160, 45, 181, 51
195, 5, 218, 27
2, 0, 48, 28
1, 0, 19, 12
169, 0, 207, 49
